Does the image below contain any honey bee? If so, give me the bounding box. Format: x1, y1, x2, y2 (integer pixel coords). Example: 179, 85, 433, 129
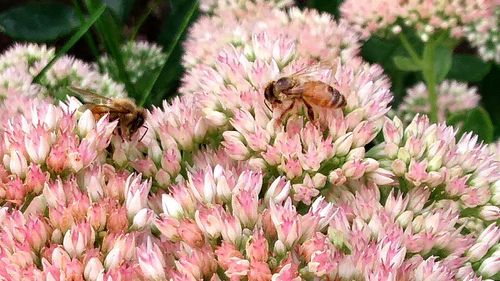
68, 86, 146, 140
264, 64, 346, 124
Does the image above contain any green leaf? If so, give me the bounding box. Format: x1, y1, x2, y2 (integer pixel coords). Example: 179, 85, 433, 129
434, 45, 452, 82
139, 0, 199, 106
306, 0, 342, 17
361, 36, 399, 63
0, 2, 80, 42
447, 107, 494, 143
86, 0, 137, 98
103, 0, 135, 22
33, 4, 106, 84
393, 56, 421, 71
447, 54, 492, 82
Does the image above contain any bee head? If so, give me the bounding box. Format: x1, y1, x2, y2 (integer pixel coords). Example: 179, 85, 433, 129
274, 77, 296, 92
130, 110, 146, 134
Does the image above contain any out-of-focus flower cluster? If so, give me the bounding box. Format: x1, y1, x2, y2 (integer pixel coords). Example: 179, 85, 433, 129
397, 80, 481, 123
183, 0, 360, 68
99, 40, 167, 84
0, 0, 498, 280
340, 0, 500, 62
465, 5, 500, 63
200, 0, 292, 13
0, 43, 125, 101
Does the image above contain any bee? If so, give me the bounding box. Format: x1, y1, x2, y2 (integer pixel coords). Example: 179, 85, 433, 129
68, 86, 147, 140
264, 64, 346, 124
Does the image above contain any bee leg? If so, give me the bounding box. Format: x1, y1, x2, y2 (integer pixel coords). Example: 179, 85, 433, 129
303, 100, 319, 126
274, 100, 296, 127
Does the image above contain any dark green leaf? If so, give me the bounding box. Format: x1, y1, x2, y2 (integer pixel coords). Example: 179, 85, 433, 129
361, 36, 399, 63
447, 54, 492, 82
103, 0, 135, 22
393, 56, 421, 71
306, 0, 342, 17
86, 0, 137, 98
33, 4, 106, 84
139, 0, 199, 106
0, 2, 79, 42
448, 107, 494, 143
434, 45, 452, 82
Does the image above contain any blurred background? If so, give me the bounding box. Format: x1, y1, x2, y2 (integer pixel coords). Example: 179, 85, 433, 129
0, 0, 498, 138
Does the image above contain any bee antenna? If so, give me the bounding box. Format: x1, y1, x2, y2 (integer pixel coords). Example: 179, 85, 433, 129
139, 126, 148, 143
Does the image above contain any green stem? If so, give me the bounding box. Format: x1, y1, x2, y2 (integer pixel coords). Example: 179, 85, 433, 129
398, 33, 421, 65
422, 50, 439, 123
130, 0, 160, 40
421, 33, 448, 123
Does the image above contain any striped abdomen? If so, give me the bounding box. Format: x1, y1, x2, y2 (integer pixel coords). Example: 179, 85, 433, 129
301, 81, 346, 108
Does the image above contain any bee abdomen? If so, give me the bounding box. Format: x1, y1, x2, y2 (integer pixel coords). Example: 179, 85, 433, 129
326, 92, 346, 108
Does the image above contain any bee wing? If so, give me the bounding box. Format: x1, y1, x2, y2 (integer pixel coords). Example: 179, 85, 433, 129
288, 61, 334, 80
78, 102, 131, 115
68, 86, 112, 104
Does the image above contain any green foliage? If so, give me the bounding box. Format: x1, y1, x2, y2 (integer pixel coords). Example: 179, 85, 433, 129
0, 2, 80, 42
143, 0, 200, 106
33, 3, 106, 84
448, 107, 495, 143
448, 54, 492, 82
393, 56, 421, 72
431, 44, 453, 83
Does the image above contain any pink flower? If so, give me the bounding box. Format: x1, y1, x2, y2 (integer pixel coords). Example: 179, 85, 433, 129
137, 237, 166, 281
398, 80, 481, 123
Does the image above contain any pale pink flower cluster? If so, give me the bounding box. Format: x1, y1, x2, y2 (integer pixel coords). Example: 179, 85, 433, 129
110, 95, 207, 188
0, 0, 498, 280
199, 0, 292, 13
369, 115, 500, 218
465, 5, 500, 63
99, 40, 167, 84
0, 96, 163, 279
0, 43, 125, 100
398, 80, 481, 123
183, 0, 360, 68
181, 29, 393, 204
341, 0, 498, 48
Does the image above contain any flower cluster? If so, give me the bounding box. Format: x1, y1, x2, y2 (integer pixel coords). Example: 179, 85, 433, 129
181, 26, 394, 204
199, 0, 292, 13
397, 80, 480, 123
340, 0, 499, 61
0, 0, 498, 280
465, 5, 500, 63
183, 0, 360, 68
369, 115, 499, 220
0, 43, 125, 101
99, 40, 167, 84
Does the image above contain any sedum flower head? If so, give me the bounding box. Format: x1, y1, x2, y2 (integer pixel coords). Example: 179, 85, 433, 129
180, 29, 393, 204
340, 0, 498, 46
200, 0, 292, 13
0, 43, 125, 100
183, 1, 360, 68
369, 114, 500, 211
398, 80, 481, 123
464, 4, 500, 63
99, 40, 167, 84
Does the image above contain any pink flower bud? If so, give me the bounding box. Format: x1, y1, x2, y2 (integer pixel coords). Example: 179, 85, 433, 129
131, 208, 154, 230
84, 257, 104, 281
177, 219, 205, 248
78, 109, 96, 137
223, 131, 250, 160
246, 229, 269, 263
137, 238, 166, 280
